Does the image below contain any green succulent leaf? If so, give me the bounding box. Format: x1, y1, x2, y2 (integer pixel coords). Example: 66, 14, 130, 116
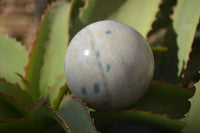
151, 46, 168, 54
173, 0, 200, 76
57, 94, 98, 133
70, 0, 160, 38
0, 34, 28, 86
0, 118, 45, 133
48, 73, 68, 110
28, 95, 97, 132
0, 100, 20, 120
0, 79, 33, 119
133, 81, 194, 119
41, 105, 71, 133
51, 83, 68, 111
180, 29, 200, 88
25, 1, 70, 100
153, 1, 200, 84
183, 81, 200, 132
16, 73, 38, 102
92, 109, 185, 131
0, 93, 28, 119
0, 79, 33, 107
26, 97, 69, 133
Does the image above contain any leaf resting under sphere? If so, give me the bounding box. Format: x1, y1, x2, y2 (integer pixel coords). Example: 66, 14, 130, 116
134, 81, 194, 119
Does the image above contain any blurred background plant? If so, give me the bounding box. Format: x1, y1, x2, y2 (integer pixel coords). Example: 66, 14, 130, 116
0, 0, 62, 49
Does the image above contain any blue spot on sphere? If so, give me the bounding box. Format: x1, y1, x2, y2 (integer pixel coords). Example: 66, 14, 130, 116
105, 30, 111, 34
81, 86, 87, 94
106, 64, 111, 72
114, 21, 120, 23
93, 83, 100, 93
96, 51, 100, 58
99, 62, 102, 68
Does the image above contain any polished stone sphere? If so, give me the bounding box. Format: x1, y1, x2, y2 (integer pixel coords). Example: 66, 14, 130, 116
64, 20, 154, 110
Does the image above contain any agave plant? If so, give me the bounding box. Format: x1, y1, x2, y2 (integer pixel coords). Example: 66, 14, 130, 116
0, 0, 199, 132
